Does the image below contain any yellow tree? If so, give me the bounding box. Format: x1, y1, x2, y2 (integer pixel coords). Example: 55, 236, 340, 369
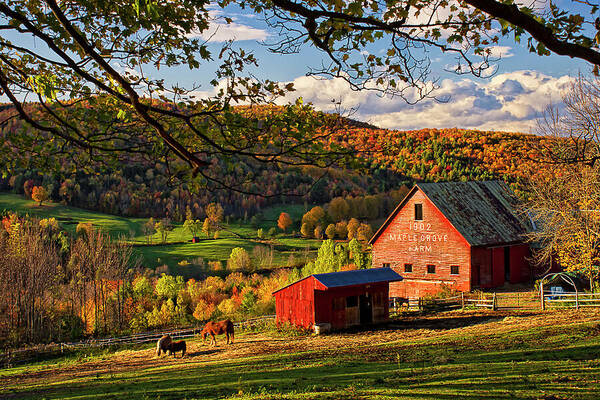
527, 78, 600, 289
528, 164, 600, 289
31, 186, 48, 206
205, 203, 224, 237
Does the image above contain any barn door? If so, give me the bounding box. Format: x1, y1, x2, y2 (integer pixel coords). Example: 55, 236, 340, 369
472, 265, 481, 288
332, 297, 345, 329
504, 246, 511, 283
359, 294, 373, 324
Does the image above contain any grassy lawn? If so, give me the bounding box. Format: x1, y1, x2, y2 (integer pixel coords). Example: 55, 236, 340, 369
2, 310, 600, 399
0, 193, 320, 273
0, 193, 145, 237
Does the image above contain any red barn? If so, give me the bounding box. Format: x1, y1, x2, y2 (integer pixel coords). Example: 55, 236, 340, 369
273, 268, 402, 330
370, 181, 531, 299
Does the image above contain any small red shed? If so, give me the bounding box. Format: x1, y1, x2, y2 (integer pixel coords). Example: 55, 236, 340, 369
273, 268, 403, 330
370, 180, 532, 299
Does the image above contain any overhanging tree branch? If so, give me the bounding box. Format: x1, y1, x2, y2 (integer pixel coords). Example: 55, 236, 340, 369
464, 0, 600, 65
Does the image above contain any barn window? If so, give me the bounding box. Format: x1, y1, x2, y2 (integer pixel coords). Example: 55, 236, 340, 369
414, 203, 423, 220
404, 263, 413, 273
450, 265, 459, 275
427, 264, 436, 274
383, 263, 390, 268
346, 296, 358, 308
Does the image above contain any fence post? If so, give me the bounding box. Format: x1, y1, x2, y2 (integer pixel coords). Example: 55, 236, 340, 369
492, 293, 497, 311
575, 290, 579, 310
461, 292, 465, 310
540, 281, 545, 310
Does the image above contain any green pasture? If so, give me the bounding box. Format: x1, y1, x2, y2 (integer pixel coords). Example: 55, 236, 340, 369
0, 193, 320, 274
0, 193, 144, 237
2, 311, 600, 399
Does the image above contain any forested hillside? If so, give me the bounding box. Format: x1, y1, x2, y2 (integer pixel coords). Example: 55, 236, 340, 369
332, 127, 544, 198
0, 104, 544, 221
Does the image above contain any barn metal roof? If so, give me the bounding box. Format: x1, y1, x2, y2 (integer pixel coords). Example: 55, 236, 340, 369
313, 267, 403, 288
370, 180, 530, 247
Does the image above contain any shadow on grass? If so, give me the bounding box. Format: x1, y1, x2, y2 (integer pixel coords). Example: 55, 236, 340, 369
185, 349, 221, 357
387, 313, 538, 332
9, 348, 600, 400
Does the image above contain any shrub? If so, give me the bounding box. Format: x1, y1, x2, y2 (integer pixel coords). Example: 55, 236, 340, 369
325, 224, 336, 239
335, 221, 348, 239
313, 225, 323, 239
208, 260, 223, 271
76, 222, 93, 238
357, 223, 373, 242
300, 222, 312, 238
347, 218, 360, 240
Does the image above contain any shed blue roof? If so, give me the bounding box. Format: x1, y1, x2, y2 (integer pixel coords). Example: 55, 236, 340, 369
313, 267, 402, 289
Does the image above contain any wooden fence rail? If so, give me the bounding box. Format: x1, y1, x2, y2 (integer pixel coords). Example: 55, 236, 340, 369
390, 291, 600, 313
0, 315, 275, 367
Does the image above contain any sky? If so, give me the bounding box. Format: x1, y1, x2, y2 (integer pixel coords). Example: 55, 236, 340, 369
169, 1, 591, 134
1, 1, 593, 134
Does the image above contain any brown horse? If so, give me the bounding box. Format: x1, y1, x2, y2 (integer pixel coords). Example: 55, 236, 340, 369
169, 340, 186, 357
201, 319, 234, 346
156, 335, 172, 356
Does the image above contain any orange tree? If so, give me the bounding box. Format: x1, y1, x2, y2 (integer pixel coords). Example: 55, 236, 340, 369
31, 186, 48, 206
277, 212, 292, 232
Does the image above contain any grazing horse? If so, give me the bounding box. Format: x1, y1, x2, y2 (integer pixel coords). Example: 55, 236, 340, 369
201, 319, 234, 346
156, 335, 172, 356
169, 340, 186, 357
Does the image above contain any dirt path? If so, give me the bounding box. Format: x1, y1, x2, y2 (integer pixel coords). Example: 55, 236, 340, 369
5, 309, 599, 389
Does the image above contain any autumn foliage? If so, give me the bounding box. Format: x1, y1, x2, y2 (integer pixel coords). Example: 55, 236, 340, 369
277, 212, 292, 232
31, 185, 48, 205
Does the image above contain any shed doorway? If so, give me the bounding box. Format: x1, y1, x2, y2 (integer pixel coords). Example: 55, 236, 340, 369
359, 294, 373, 324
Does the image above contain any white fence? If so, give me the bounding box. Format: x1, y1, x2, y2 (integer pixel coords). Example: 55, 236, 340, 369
391, 291, 600, 313
542, 292, 600, 309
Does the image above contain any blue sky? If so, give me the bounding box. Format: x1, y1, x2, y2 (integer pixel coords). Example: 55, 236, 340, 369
167, 1, 592, 134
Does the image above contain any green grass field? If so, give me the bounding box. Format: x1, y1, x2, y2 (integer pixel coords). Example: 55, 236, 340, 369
2, 310, 600, 399
0, 193, 320, 274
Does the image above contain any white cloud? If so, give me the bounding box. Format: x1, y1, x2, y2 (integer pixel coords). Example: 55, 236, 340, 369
191, 22, 268, 43
187, 9, 268, 42
487, 46, 514, 59
274, 70, 574, 133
